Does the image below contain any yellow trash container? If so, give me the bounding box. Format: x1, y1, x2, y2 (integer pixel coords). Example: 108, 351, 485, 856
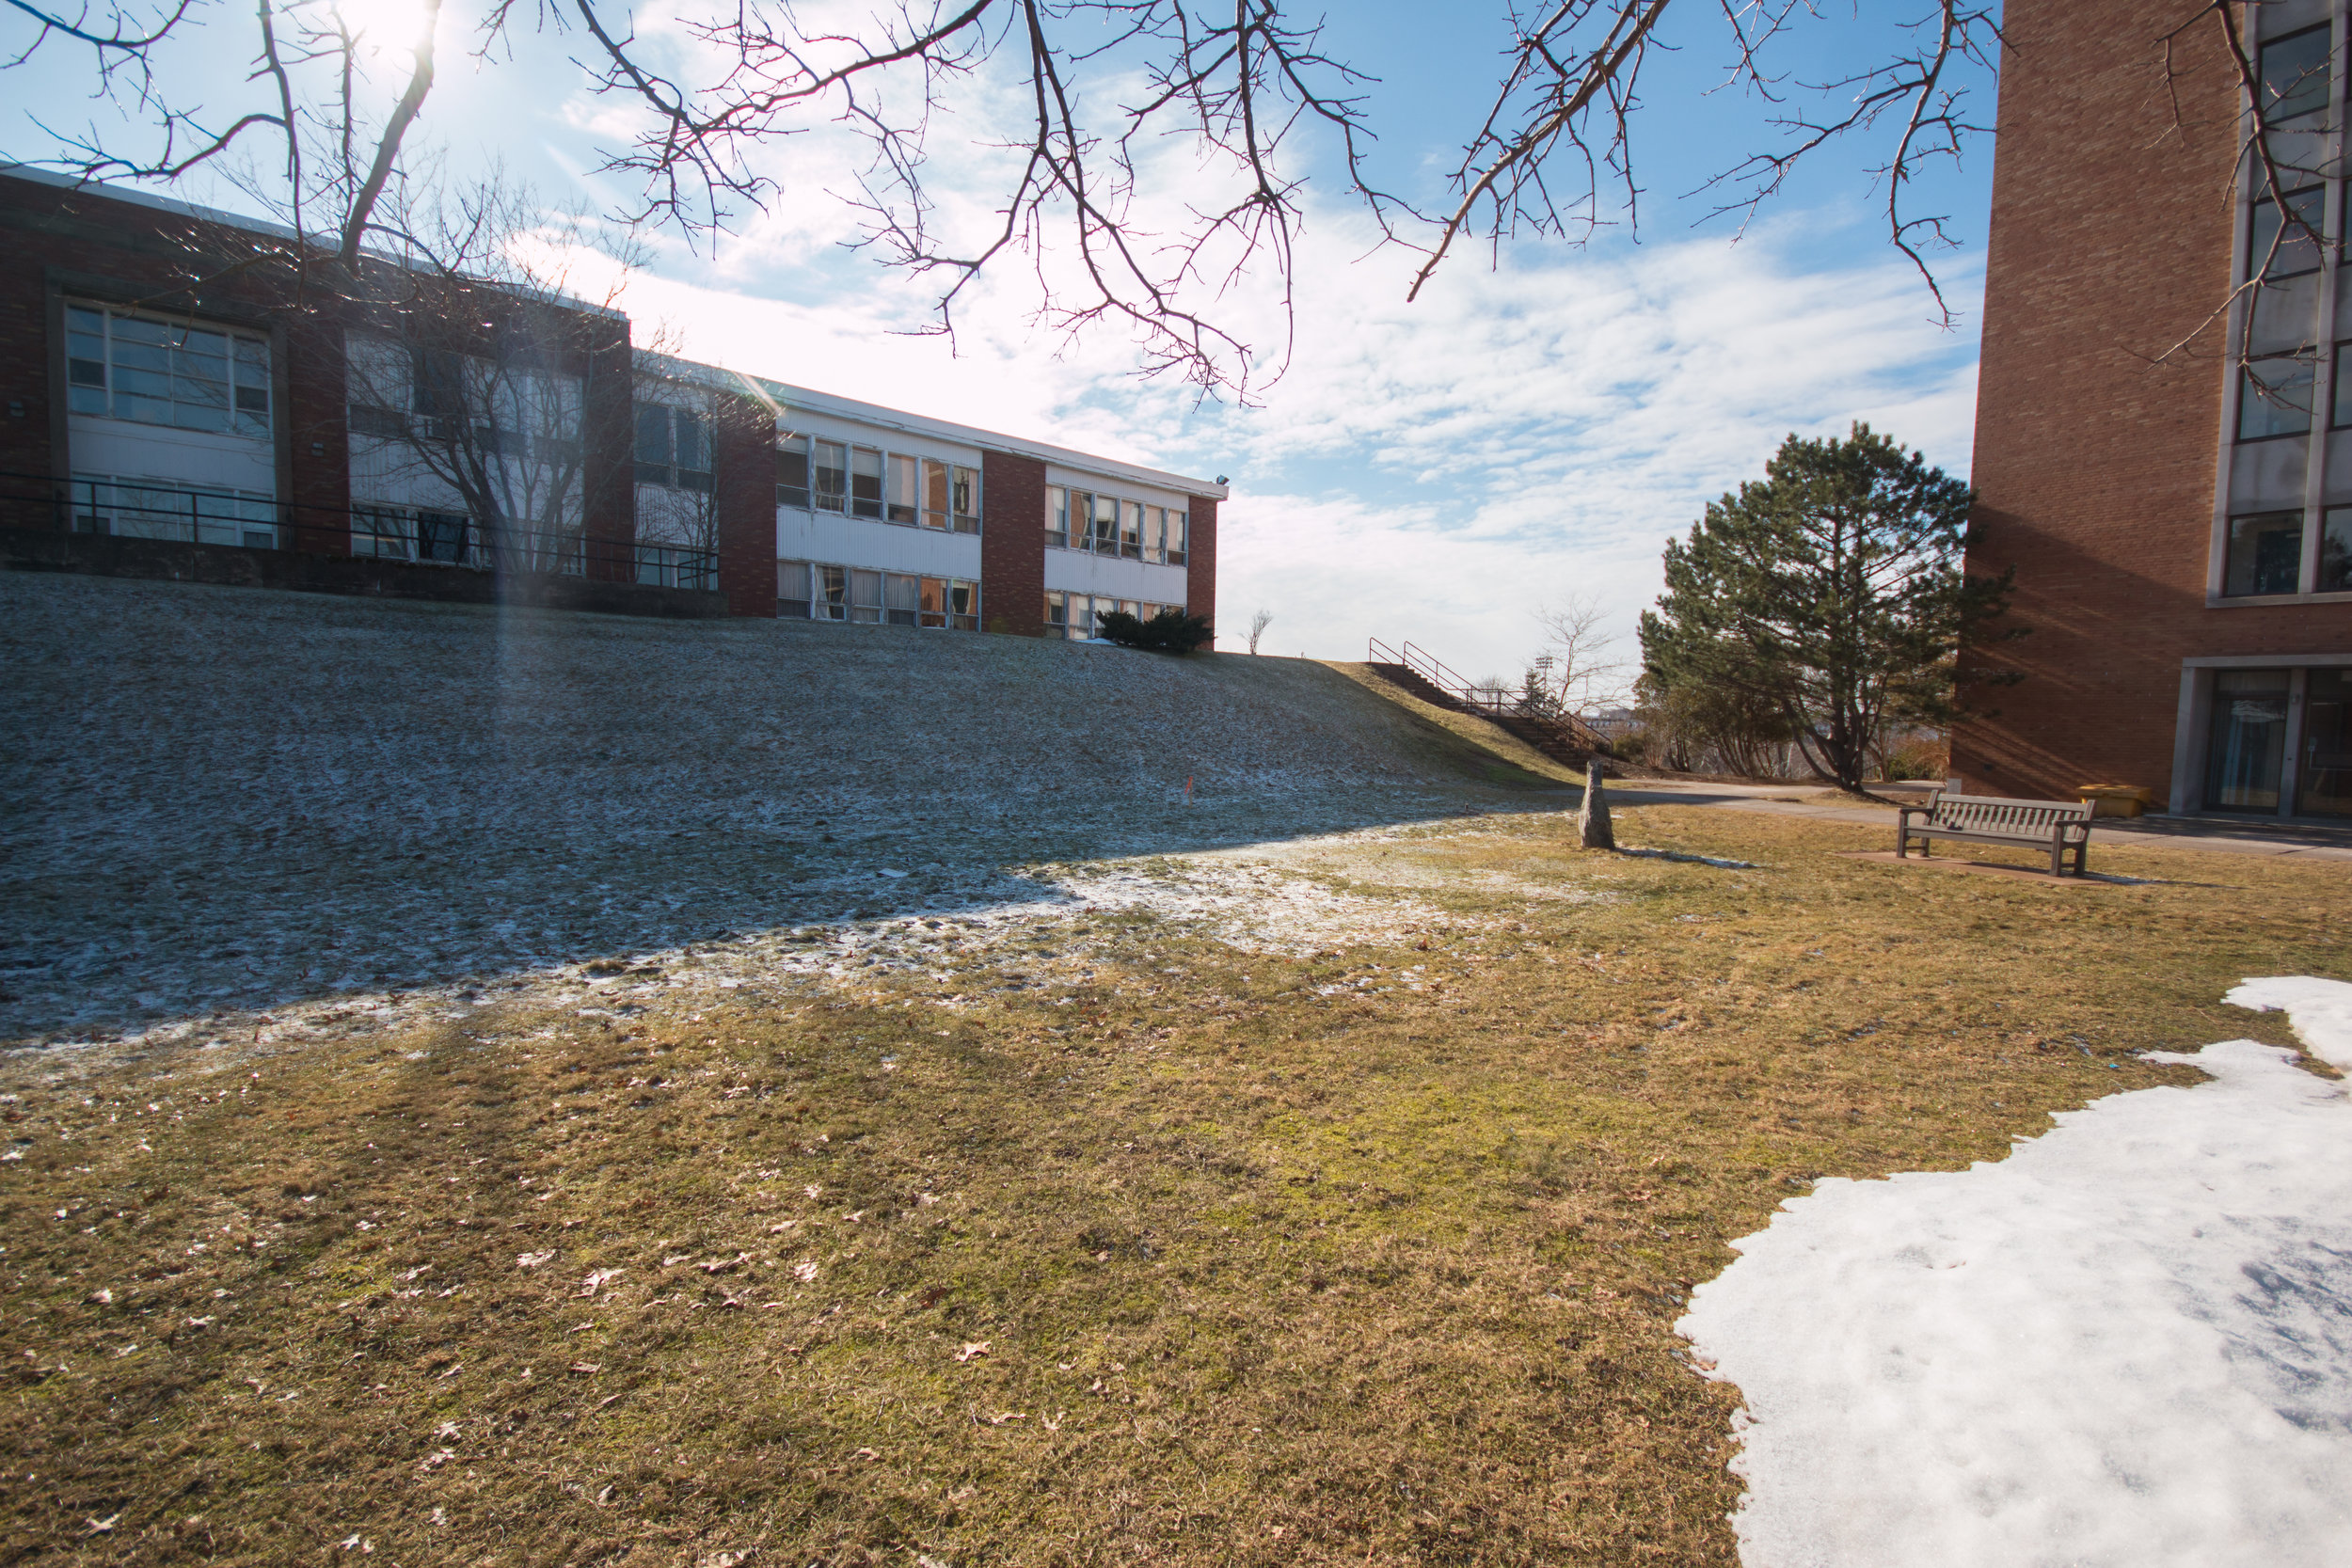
2076, 784, 2154, 818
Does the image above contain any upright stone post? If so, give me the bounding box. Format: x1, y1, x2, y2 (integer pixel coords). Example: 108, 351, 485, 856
1577, 759, 1614, 849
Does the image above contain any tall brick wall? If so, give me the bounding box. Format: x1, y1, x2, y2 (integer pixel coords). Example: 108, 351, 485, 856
1958, 0, 2352, 801
981, 449, 1047, 636
1185, 497, 1218, 644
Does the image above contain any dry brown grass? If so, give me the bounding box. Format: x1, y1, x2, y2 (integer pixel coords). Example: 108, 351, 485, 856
3, 806, 2344, 1566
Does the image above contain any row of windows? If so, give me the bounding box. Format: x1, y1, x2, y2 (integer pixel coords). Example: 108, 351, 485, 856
1045, 592, 1186, 641
1045, 486, 1187, 563
2221, 507, 2352, 597
776, 436, 979, 532
778, 560, 979, 629
67, 304, 272, 440
67, 472, 278, 550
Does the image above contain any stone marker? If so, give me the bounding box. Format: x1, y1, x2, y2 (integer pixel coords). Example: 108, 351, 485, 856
1577, 759, 1614, 850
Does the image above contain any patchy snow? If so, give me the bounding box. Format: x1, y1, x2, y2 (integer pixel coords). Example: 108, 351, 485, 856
0, 575, 1549, 1045
1678, 976, 2352, 1568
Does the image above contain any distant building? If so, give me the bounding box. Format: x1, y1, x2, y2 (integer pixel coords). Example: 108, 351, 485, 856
1583, 705, 1637, 740
1959, 0, 2348, 819
0, 166, 1223, 641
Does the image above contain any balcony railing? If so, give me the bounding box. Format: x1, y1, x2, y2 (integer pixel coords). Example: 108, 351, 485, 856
2, 470, 715, 590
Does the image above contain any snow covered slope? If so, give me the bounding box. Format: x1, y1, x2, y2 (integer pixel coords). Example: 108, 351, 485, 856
1679, 976, 2352, 1568
0, 573, 1538, 1041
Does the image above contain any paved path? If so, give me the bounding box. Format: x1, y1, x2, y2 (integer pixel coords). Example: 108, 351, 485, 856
1603, 779, 2352, 863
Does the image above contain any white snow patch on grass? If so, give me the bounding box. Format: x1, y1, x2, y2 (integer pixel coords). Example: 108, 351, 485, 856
1678, 975, 2352, 1568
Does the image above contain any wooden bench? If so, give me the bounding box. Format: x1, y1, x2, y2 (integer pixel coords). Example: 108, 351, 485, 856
1897, 792, 2095, 877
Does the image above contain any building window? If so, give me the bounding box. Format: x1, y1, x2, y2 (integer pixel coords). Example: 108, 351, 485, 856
2259, 24, 2332, 125
952, 466, 980, 531
67, 303, 272, 439
1121, 500, 1146, 559
814, 441, 849, 512
777, 434, 811, 509
888, 454, 919, 525
2205, 669, 2291, 812
635, 404, 710, 491
926, 460, 954, 531
2223, 510, 2304, 595
2324, 506, 2352, 593
850, 448, 884, 518
884, 571, 921, 626
849, 566, 883, 621
2239, 355, 2315, 439
1168, 509, 1188, 565
2250, 186, 2326, 279
637, 545, 715, 590
2303, 669, 2352, 816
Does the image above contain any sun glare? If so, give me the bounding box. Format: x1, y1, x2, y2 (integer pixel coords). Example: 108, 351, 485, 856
332, 0, 440, 55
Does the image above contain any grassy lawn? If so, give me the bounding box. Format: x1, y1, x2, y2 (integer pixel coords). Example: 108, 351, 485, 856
4, 805, 2344, 1565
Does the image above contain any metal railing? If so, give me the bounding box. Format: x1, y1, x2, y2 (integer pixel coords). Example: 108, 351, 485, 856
1369, 635, 1613, 753
2, 470, 715, 589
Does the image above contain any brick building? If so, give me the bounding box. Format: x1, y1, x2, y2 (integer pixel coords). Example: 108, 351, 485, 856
0, 166, 1223, 640
1958, 0, 2350, 820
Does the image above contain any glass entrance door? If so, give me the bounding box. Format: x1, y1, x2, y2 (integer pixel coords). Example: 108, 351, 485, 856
2205, 669, 2291, 812
2298, 668, 2352, 816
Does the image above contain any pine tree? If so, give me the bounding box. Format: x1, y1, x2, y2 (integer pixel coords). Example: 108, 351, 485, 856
1637, 423, 2011, 792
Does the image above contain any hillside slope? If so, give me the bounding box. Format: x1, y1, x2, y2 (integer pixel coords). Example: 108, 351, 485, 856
0, 574, 1557, 1039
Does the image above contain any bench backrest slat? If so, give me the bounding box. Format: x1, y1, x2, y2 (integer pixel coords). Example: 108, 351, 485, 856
1927, 791, 2093, 833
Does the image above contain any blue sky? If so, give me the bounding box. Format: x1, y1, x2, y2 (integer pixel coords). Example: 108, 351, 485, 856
4, 0, 1998, 682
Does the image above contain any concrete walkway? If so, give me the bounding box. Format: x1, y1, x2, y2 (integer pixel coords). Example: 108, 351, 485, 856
1602, 779, 2352, 863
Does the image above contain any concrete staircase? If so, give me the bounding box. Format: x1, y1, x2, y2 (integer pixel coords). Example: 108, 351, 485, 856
1364, 639, 1614, 770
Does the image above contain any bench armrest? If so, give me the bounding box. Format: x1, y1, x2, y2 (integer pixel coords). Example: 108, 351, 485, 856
1899, 805, 1931, 828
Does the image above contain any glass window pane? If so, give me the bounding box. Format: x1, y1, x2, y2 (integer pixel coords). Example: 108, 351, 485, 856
1122, 500, 1144, 558
921, 459, 949, 530
2323, 507, 2352, 593
817, 563, 849, 619
889, 454, 919, 525
918, 577, 947, 627
1045, 485, 1067, 545
2224, 511, 2304, 595
1168, 511, 1187, 562
2261, 25, 2331, 125
952, 466, 978, 524
2240, 356, 2314, 439
674, 410, 706, 473
777, 441, 810, 507
1045, 590, 1067, 630
850, 567, 883, 623
850, 448, 884, 517
2300, 668, 2352, 816
2250, 186, 2326, 278
636, 405, 671, 466
67, 305, 103, 335
815, 442, 848, 511
2206, 670, 2291, 811
1092, 494, 1120, 552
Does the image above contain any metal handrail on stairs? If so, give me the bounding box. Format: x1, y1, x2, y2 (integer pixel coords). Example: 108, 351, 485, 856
1367, 636, 1613, 753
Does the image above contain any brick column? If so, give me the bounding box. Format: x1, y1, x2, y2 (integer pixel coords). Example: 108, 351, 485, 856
1185, 496, 1218, 645
714, 389, 776, 617
981, 448, 1046, 635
